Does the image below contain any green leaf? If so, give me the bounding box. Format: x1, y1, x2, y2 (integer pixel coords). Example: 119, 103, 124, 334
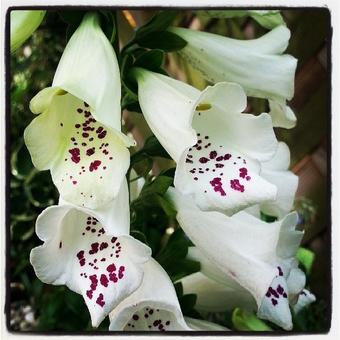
140, 176, 173, 197
251, 11, 285, 29
11, 143, 34, 179
98, 11, 116, 43
232, 308, 273, 331
121, 92, 142, 113
134, 10, 179, 42
179, 294, 197, 314
138, 31, 187, 52
134, 49, 165, 71
156, 229, 200, 281
174, 282, 183, 298
156, 195, 176, 218
58, 10, 85, 26
130, 136, 171, 168
296, 247, 315, 275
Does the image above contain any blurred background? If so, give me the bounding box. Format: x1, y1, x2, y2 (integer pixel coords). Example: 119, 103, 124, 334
8, 8, 330, 332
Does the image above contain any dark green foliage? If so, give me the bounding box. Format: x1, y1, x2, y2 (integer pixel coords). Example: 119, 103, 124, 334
137, 31, 187, 52
9, 8, 330, 333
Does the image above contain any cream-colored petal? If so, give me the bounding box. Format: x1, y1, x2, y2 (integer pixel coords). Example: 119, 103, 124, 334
25, 91, 130, 209
52, 12, 122, 133
169, 26, 297, 101
133, 68, 199, 162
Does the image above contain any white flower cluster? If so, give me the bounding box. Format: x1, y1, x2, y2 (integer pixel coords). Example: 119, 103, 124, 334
13, 10, 315, 331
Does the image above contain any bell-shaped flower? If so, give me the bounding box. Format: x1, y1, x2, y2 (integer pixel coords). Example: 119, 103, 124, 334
181, 247, 315, 321
109, 258, 189, 331
246, 142, 298, 219
30, 202, 151, 327
109, 258, 228, 331
167, 187, 305, 330
200, 10, 285, 29
293, 289, 316, 314
168, 25, 297, 128
10, 10, 46, 53
133, 68, 278, 215
260, 142, 298, 218
179, 271, 256, 314
24, 12, 134, 210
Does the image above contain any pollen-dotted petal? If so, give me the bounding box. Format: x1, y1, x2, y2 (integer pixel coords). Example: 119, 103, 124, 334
25, 91, 130, 209
109, 259, 190, 331
30, 205, 151, 327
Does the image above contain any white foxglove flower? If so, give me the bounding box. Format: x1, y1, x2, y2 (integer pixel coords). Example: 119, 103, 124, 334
24, 12, 134, 209
167, 188, 305, 330
293, 289, 316, 314
179, 271, 256, 313
109, 258, 190, 331
59, 179, 130, 236
168, 25, 297, 128
30, 203, 151, 327
182, 247, 315, 320
129, 169, 145, 202
260, 142, 298, 218
133, 68, 277, 215
246, 142, 298, 219
10, 10, 46, 53
109, 258, 227, 331
200, 10, 285, 29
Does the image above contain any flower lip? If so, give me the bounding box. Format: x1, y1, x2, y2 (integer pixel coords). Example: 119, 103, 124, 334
167, 187, 305, 330
31, 204, 151, 327
25, 90, 133, 209
109, 258, 190, 331
173, 82, 278, 214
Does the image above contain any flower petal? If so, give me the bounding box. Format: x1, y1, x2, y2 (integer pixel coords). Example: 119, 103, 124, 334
25, 91, 130, 209
29, 86, 63, 115
269, 100, 297, 129
293, 289, 316, 314
167, 188, 302, 329
260, 142, 298, 218
257, 275, 292, 330
169, 26, 297, 101
286, 266, 306, 301
59, 178, 130, 236
129, 169, 145, 202
52, 12, 122, 132
10, 10, 46, 53
168, 188, 279, 301
109, 258, 190, 331
193, 83, 278, 162
173, 82, 278, 214
187, 247, 253, 293
30, 205, 151, 327
179, 271, 256, 313
133, 68, 199, 162
184, 317, 229, 331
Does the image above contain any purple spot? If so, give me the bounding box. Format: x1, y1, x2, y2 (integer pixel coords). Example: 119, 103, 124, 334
209, 151, 217, 159
199, 157, 209, 164
230, 179, 244, 192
